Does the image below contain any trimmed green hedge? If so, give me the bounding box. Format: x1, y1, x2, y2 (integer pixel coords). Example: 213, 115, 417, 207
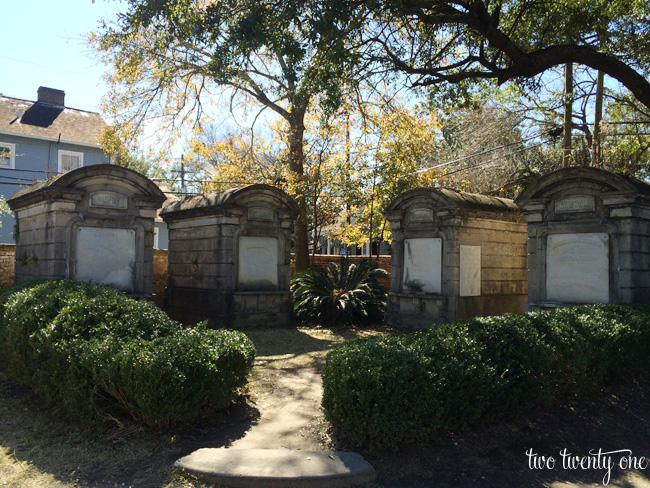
322, 304, 650, 451
0, 280, 256, 428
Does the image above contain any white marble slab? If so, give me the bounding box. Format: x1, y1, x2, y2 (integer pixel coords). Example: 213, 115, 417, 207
546, 233, 609, 303
460, 245, 481, 296
238, 236, 279, 291
90, 191, 128, 209
402, 238, 442, 294
248, 207, 274, 221
555, 195, 595, 213
76, 227, 136, 293
409, 208, 434, 223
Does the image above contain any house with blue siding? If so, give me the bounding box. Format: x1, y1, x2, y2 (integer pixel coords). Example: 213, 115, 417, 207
0, 87, 109, 243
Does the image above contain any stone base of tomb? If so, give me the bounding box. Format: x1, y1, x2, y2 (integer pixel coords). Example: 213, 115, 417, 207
164, 286, 293, 328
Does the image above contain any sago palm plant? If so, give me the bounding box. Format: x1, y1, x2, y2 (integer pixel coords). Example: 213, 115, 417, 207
291, 257, 388, 326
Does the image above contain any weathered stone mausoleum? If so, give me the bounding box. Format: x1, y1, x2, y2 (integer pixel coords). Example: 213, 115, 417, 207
7, 165, 166, 295
383, 187, 528, 328
515, 167, 650, 308
161, 184, 299, 327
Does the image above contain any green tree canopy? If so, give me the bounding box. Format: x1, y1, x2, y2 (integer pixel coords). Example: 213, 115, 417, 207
93, 0, 369, 270
94, 0, 650, 268
352, 0, 650, 111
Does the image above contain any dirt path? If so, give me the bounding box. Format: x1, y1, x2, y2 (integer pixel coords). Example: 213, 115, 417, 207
3, 326, 650, 488
231, 328, 650, 488
221, 326, 380, 452
229, 366, 324, 450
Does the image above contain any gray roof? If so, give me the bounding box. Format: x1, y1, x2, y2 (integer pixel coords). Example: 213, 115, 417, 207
8, 165, 166, 211
0, 94, 107, 147
515, 166, 650, 202
160, 184, 300, 222
384, 187, 519, 213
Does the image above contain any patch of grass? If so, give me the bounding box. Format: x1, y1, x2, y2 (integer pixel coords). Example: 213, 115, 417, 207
0, 366, 216, 487
4, 322, 650, 488
245, 325, 384, 362
0, 325, 387, 487
242, 326, 386, 399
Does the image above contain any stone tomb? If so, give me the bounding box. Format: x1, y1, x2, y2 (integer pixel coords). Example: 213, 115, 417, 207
515, 167, 650, 308
383, 188, 528, 328
161, 184, 299, 327
7, 166, 166, 295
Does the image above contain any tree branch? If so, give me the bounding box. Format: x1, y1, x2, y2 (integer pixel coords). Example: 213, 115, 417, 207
384, 0, 650, 112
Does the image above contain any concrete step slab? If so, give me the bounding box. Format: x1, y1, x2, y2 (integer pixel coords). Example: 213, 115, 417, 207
174, 448, 376, 488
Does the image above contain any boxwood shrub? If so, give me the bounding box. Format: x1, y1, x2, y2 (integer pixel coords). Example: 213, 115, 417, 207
322, 304, 650, 451
0, 280, 255, 428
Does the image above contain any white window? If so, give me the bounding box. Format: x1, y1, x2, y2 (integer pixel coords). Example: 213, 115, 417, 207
58, 150, 84, 173
0, 142, 15, 169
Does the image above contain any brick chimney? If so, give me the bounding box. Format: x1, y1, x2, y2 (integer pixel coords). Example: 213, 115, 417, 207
37, 87, 65, 107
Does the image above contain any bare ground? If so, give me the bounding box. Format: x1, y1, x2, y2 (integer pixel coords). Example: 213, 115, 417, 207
364, 375, 650, 488
1, 325, 650, 487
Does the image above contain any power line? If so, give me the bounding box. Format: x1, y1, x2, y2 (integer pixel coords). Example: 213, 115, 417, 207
0, 181, 33, 187
603, 133, 650, 137
416, 130, 550, 174
0, 174, 39, 183
0, 55, 98, 79
0, 168, 54, 174
439, 140, 549, 178
416, 120, 650, 177
605, 121, 650, 125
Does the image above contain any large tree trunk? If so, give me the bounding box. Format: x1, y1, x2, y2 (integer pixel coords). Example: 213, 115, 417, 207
288, 112, 310, 271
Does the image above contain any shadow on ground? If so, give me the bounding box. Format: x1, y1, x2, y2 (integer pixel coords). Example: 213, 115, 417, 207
0, 325, 356, 487
3, 325, 650, 488
0, 369, 261, 487
368, 376, 650, 488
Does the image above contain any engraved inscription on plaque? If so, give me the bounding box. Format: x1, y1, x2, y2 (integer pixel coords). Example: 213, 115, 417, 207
238, 236, 279, 291
248, 207, 274, 221
555, 196, 595, 214
76, 227, 136, 293
90, 191, 128, 210
409, 208, 434, 223
460, 245, 481, 297
546, 233, 609, 303
402, 238, 442, 294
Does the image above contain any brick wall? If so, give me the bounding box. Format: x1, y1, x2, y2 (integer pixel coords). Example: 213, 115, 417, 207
292, 254, 392, 289
1, 247, 393, 295
0, 244, 15, 289
0, 246, 168, 296
153, 249, 168, 306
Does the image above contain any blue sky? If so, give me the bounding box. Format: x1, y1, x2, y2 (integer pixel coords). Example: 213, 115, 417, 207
0, 0, 125, 115
0, 0, 249, 157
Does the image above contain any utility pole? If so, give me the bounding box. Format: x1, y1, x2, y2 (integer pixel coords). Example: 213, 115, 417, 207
592, 71, 604, 167
171, 155, 187, 198
345, 110, 351, 226
563, 63, 573, 167
180, 155, 186, 198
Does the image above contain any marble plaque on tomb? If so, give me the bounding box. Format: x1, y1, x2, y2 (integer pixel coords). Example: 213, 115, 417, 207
248, 206, 274, 221
238, 236, 279, 291
546, 233, 609, 303
409, 208, 434, 223
460, 245, 481, 296
555, 195, 595, 214
90, 191, 128, 209
76, 227, 136, 293
402, 238, 442, 294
